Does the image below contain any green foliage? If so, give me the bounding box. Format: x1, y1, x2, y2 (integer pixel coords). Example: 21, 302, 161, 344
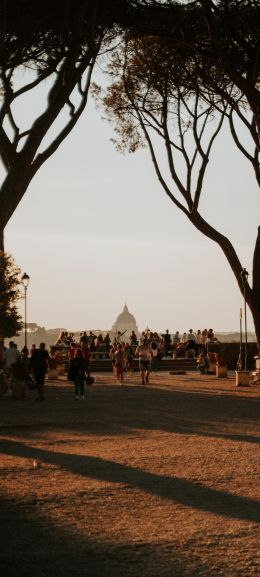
0, 251, 23, 338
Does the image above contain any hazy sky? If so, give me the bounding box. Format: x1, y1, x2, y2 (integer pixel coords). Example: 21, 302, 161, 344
2, 68, 259, 335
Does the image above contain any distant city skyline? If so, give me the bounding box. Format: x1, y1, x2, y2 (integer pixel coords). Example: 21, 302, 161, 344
12, 318, 257, 352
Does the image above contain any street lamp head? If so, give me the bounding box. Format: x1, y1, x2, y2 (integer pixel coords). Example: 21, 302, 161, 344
21, 272, 30, 289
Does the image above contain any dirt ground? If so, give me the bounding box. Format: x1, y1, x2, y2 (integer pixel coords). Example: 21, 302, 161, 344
0, 370, 260, 577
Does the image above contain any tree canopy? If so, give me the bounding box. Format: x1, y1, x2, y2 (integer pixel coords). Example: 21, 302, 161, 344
0, 251, 22, 340
0, 0, 259, 344
95, 27, 260, 348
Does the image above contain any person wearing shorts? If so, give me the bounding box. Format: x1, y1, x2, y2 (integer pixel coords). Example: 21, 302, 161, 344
136, 338, 153, 385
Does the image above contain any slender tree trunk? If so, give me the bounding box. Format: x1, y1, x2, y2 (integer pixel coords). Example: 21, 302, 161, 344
0, 167, 34, 357
0, 228, 4, 359
0, 166, 34, 234
0, 226, 3, 251
250, 303, 260, 355
251, 226, 260, 354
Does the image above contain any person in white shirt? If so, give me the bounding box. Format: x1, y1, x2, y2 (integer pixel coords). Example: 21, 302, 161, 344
195, 330, 202, 354
136, 338, 153, 385
150, 341, 158, 374
186, 329, 196, 356
3, 341, 21, 391
3, 341, 20, 374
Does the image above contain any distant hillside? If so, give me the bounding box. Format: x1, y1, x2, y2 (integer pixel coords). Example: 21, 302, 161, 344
215, 332, 256, 343
9, 325, 257, 350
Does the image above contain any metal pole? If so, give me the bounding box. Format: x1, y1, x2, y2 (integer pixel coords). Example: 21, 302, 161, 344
240, 268, 249, 372
24, 286, 27, 348
244, 286, 248, 371
237, 308, 243, 371
21, 272, 30, 350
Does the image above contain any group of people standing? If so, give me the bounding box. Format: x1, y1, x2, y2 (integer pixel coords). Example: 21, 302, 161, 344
171, 328, 218, 357
56, 330, 112, 353
1, 341, 49, 401
1, 340, 94, 402
0, 326, 218, 400
62, 326, 219, 389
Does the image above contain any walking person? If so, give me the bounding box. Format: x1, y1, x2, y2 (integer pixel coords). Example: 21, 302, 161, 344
3, 341, 21, 393
29, 342, 50, 401
124, 343, 134, 376
114, 343, 126, 386
150, 340, 159, 374
81, 343, 91, 379
72, 348, 88, 400
109, 343, 117, 377
136, 337, 153, 385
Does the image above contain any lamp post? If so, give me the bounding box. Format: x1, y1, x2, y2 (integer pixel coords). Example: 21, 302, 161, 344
21, 272, 30, 349
240, 268, 249, 371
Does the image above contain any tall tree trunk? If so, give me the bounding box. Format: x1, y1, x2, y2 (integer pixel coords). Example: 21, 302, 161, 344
0, 167, 34, 233
250, 303, 260, 355
0, 226, 3, 251
189, 212, 260, 355
251, 226, 260, 354
0, 168, 33, 358
0, 227, 4, 359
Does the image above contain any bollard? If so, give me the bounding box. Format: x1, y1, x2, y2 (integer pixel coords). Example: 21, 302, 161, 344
235, 370, 250, 386
216, 364, 227, 378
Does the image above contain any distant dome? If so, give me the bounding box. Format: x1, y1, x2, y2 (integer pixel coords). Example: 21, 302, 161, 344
115, 305, 136, 325
111, 305, 139, 339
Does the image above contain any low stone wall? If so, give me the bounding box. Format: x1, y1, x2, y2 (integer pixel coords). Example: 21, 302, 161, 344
207, 342, 258, 370
49, 342, 259, 371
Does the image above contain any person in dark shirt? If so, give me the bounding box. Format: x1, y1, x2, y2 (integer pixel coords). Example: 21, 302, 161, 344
162, 330, 172, 357
71, 348, 88, 400
29, 342, 50, 401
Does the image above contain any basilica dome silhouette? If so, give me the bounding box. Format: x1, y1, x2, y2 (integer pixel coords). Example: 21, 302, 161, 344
111, 305, 139, 340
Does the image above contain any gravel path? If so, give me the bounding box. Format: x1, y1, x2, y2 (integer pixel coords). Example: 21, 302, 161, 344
0, 371, 259, 577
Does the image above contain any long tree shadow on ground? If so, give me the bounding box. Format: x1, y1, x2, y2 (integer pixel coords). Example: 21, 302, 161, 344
0, 438, 259, 524
1, 384, 259, 445
0, 494, 214, 577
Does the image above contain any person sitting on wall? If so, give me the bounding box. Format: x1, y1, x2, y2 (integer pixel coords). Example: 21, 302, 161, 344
197, 353, 215, 374
175, 343, 186, 358
197, 353, 210, 374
